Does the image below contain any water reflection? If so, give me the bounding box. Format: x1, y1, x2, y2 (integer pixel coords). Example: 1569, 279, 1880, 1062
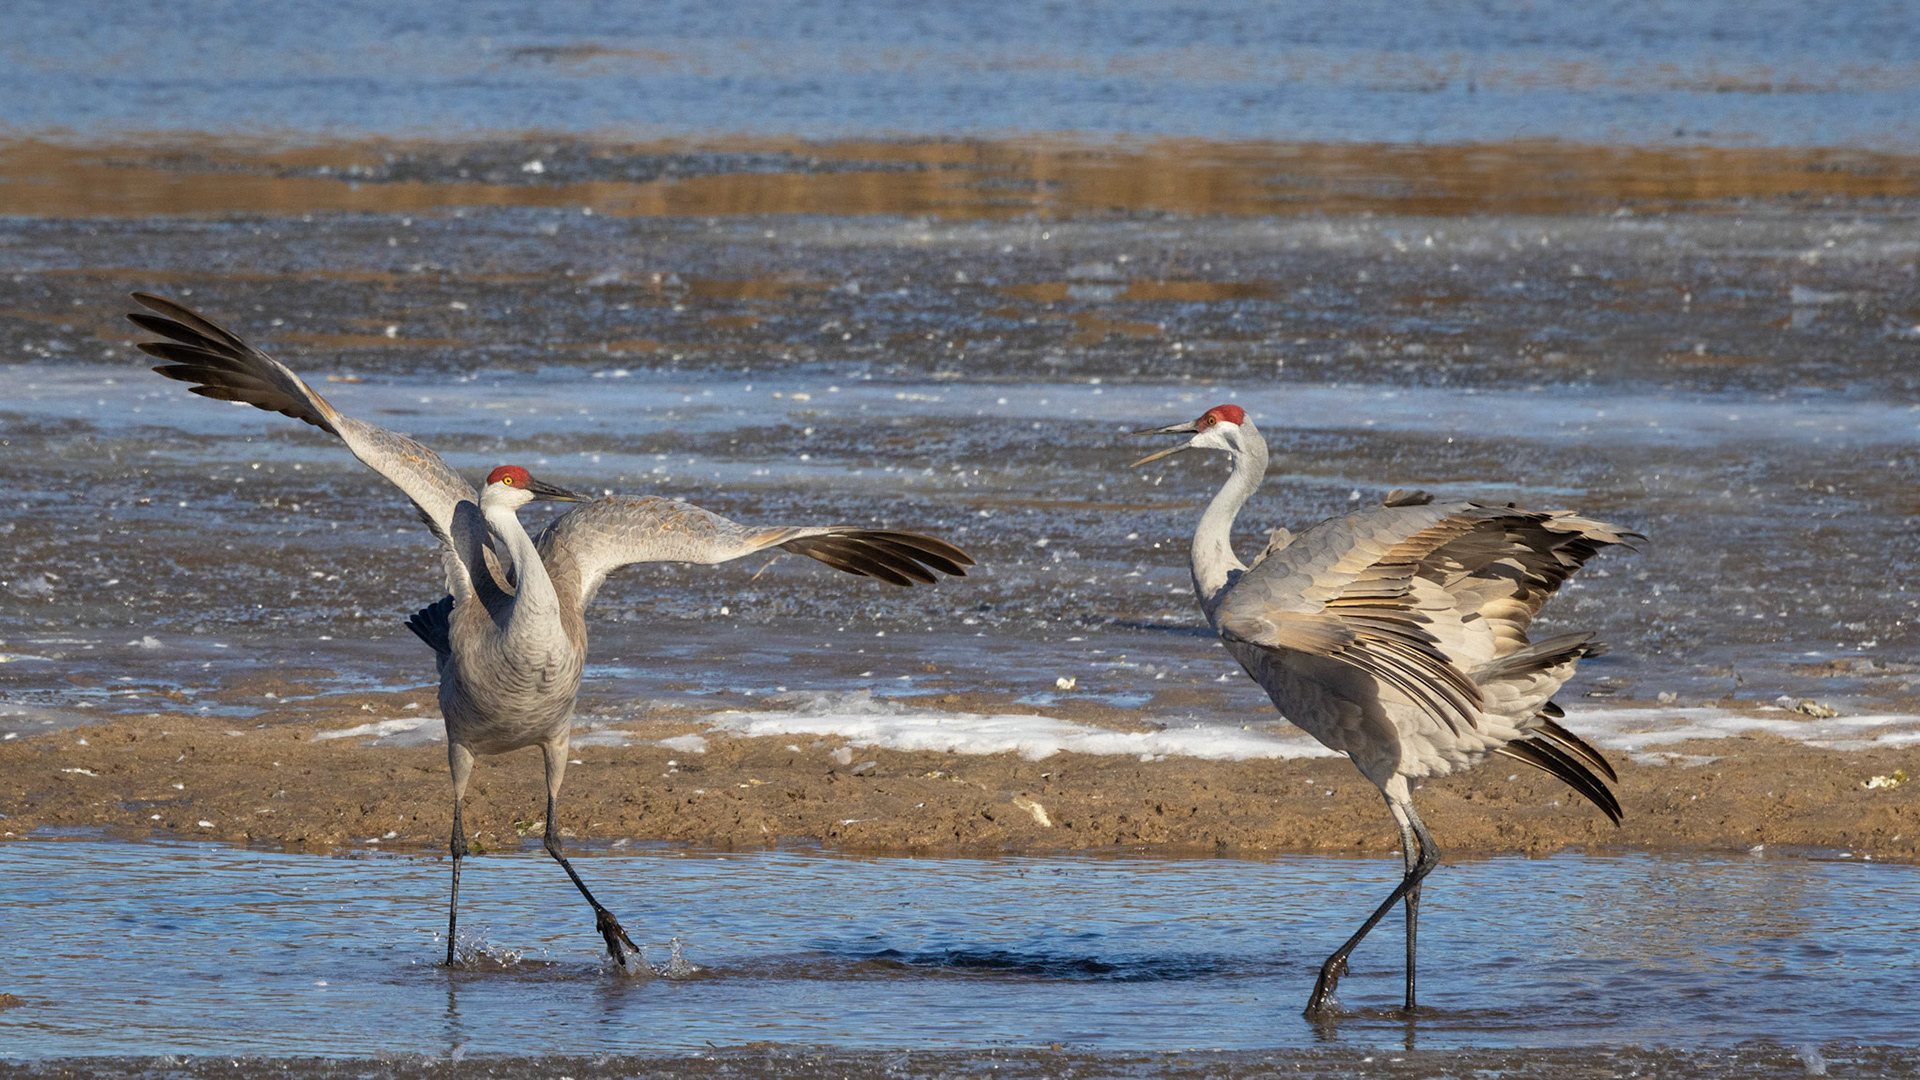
8, 138, 1920, 219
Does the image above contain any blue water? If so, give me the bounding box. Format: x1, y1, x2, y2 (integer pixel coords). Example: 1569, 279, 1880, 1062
4, 0, 1918, 146
0, 841, 1913, 1057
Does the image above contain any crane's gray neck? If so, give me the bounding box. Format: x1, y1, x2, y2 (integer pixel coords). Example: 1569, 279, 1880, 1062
1191, 422, 1267, 617
482, 495, 561, 624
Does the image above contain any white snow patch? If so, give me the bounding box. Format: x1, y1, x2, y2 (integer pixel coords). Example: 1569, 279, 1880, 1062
656, 734, 710, 754
570, 727, 638, 748
702, 696, 1334, 762
311, 716, 442, 745
686, 696, 1920, 765
1575, 706, 1920, 759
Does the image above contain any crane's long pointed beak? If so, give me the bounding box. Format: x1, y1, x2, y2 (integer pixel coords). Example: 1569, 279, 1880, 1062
1128, 420, 1200, 437
527, 478, 590, 502
1127, 420, 1199, 468
1129, 443, 1192, 468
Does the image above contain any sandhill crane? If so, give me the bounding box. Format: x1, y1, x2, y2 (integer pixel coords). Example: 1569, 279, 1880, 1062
1130, 404, 1635, 1016
129, 294, 973, 972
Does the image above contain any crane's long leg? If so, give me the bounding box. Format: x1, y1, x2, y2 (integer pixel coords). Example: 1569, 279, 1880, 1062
1305, 791, 1440, 1017
445, 743, 475, 967
1394, 800, 1424, 1011
540, 741, 641, 971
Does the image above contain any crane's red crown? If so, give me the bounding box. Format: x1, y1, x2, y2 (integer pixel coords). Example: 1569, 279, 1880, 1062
486, 465, 532, 487
1198, 404, 1246, 428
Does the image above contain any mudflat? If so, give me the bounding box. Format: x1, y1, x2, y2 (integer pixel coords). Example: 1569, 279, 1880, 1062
4, 689, 1912, 861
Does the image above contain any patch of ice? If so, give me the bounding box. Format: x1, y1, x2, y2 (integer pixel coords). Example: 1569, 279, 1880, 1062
704, 703, 1335, 762
570, 728, 638, 748
656, 734, 709, 754
311, 716, 442, 745
1573, 706, 1920, 753
690, 697, 1920, 764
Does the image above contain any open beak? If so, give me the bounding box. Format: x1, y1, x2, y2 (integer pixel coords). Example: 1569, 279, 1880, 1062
527, 478, 590, 502
1127, 420, 1199, 468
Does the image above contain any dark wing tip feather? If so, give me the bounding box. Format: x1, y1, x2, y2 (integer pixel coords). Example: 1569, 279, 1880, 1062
788, 537, 917, 586
130, 294, 340, 436
130, 292, 250, 351
867, 531, 976, 570
782, 529, 973, 588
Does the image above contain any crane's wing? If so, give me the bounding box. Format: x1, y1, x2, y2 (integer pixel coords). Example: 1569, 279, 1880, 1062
1218, 500, 1489, 734
533, 495, 973, 608
128, 293, 490, 602
1217, 497, 1636, 818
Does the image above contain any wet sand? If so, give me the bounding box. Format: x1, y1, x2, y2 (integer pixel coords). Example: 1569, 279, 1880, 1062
3, 691, 1913, 861
9, 136, 1920, 219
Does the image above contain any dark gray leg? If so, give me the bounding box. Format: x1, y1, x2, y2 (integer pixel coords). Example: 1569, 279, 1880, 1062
1305, 796, 1440, 1017
542, 790, 640, 969
445, 798, 468, 967
445, 744, 475, 967
1397, 807, 1423, 1011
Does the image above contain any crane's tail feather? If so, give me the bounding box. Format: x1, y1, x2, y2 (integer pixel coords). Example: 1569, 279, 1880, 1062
777, 529, 973, 588
1534, 714, 1618, 784
130, 293, 342, 436
405, 595, 455, 656
1495, 736, 1623, 823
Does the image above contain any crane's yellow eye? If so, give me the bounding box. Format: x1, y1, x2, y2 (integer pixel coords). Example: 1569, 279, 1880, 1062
502, 476, 514, 484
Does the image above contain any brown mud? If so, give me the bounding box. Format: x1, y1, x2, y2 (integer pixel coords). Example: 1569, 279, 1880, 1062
6, 136, 1920, 220
3, 691, 1913, 862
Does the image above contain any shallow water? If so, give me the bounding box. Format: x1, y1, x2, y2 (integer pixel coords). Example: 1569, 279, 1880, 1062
0, 840, 1913, 1057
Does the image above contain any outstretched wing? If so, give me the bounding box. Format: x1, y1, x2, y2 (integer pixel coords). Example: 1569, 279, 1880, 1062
1218, 500, 1489, 733
1217, 497, 1636, 817
534, 495, 973, 608
1218, 499, 1638, 731
128, 293, 489, 601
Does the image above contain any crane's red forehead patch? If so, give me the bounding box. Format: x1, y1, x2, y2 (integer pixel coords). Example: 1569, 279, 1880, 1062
1202, 404, 1246, 426
486, 465, 531, 487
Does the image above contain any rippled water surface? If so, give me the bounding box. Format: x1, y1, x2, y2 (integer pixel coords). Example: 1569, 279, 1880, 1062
8, 0, 1920, 146
0, 841, 1914, 1057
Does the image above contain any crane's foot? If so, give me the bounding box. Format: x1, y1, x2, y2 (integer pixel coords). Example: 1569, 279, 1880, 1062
1304, 955, 1348, 1017
595, 906, 643, 974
